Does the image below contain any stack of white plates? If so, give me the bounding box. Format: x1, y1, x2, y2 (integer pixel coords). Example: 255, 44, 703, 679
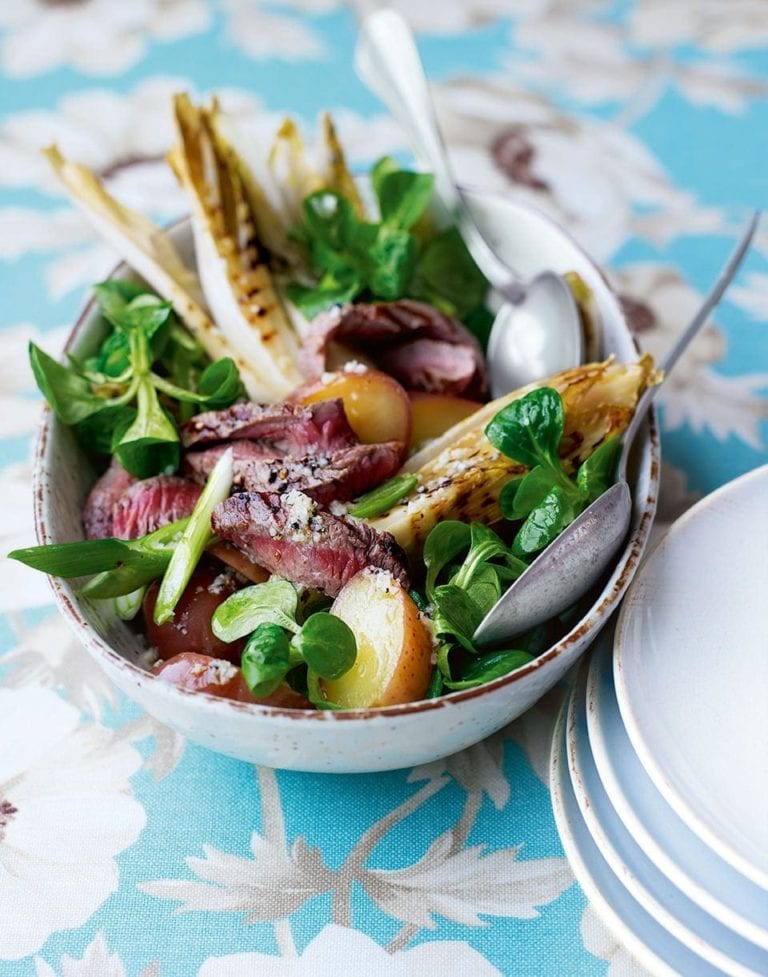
550, 465, 768, 976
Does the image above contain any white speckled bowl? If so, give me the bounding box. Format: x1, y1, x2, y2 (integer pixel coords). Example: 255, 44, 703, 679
34, 189, 659, 772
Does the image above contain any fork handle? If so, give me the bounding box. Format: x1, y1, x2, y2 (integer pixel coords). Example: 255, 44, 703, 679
355, 9, 522, 293
618, 210, 761, 480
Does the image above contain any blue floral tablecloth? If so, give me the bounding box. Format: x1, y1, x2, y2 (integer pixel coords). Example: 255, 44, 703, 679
1, 3, 766, 975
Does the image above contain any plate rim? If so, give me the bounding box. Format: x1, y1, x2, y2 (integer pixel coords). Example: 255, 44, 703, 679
549, 695, 727, 977
586, 634, 768, 948
613, 463, 768, 889
567, 655, 768, 972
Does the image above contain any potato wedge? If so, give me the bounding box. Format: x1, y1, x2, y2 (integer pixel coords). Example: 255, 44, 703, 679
409, 392, 483, 451
294, 367, 412, 446
323, 569, 434, 708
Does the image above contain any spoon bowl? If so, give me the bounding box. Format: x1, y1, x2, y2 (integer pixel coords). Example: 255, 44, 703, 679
355, 10, 584, 391
474, 211, 761, 647
487, 270, 585, 396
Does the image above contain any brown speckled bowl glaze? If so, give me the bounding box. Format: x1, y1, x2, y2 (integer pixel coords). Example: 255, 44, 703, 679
34, 191, 659, 772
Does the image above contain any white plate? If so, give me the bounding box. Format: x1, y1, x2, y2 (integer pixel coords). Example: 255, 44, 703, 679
587, 633, 768, 949
614, 465, 768, 888
566, 658, 768, 975
550, 699, 728, 977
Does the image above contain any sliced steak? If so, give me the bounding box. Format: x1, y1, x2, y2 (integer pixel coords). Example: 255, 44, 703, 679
299, 299, 487, 398
185, 440, 405, 504
379, 338, 482, 395
181, 399, 357, 454
183, 440, 285, 477
111, 476, 202, 540
83, 458, 137, 540
211, 491, 410, 597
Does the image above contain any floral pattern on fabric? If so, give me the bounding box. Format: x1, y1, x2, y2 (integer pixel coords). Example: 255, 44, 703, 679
0, 2, 765, 975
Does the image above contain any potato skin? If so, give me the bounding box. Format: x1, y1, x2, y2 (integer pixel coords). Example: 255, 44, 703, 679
293, 368, 412, 447
322, 569, 434, 708
143, 564, 245, 664
409, 392, 482, 451
152, 653, 310, 708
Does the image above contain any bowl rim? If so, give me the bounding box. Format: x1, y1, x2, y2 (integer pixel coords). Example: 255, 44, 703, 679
34, 189, 659, 723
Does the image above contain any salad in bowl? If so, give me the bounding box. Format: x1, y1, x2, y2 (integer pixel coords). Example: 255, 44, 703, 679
11, 94, 659, 770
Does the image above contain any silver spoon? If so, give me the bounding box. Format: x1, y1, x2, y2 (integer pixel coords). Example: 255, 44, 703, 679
355, 10, 583, 393
473, 210, 761, 647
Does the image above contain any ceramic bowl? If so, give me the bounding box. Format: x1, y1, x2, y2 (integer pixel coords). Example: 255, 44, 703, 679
34, 189, 659, 773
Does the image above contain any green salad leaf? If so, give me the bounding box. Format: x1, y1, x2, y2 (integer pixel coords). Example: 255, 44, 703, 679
29, 282, 244, 479
443, 649, 534, 690
286, 156, 491, 345
209, 577, 358, 703
8, 518, 189, 599
212, 579, 300, 642
486, 387, 620, 558
241, 624, 292, 698
290, 612, 356, 680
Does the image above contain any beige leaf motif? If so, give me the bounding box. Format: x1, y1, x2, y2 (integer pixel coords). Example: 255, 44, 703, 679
3, 611, 120, 720
34, 931, 132, 977
114, 715, 187, 782
139, 832, 334, 922
362, 830, 572, 929
409, 732, 510, 809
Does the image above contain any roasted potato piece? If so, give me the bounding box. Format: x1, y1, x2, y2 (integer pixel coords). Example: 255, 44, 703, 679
294, 367, 412, 446
323, 569, 434, 708
409, 392, 483, 451
152, 653, 310, 708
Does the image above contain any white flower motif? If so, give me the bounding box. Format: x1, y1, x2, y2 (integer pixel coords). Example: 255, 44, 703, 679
433, 78, 724, 261
629, 0, 768, 55
0, 0, 210, 78
220, 0, 327, 60
581, 905, 654, 976
612, 261, 768, 451
729, 271, 768, 320
0, 80, 403, 298
34, 931, 159, 977
0, 322, 67, 437
505, 6, 768, 116
198, 924, 503, 977
507, 11, 651, 106
0, 76, 211, 202
0, 686, 145, 961
2, 611, 120, 720
274, 0, 520, 34
0, 77, 206, 297
0, 460, 60, 613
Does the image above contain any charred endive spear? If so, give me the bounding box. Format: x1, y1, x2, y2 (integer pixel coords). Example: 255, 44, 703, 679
169, 94, 304, 402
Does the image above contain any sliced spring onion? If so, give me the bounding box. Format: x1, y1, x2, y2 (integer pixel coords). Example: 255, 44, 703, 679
153, 447, 234, 625
8, 537, 144, 577
348, 474, 418, 519
114, 587, 147, 621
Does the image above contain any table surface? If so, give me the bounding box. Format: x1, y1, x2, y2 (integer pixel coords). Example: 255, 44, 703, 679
1, 3, 767, 975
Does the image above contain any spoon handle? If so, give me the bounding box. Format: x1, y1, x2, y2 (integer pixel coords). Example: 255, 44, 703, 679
618, 210, 761, 479
355, 9, 520, 294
